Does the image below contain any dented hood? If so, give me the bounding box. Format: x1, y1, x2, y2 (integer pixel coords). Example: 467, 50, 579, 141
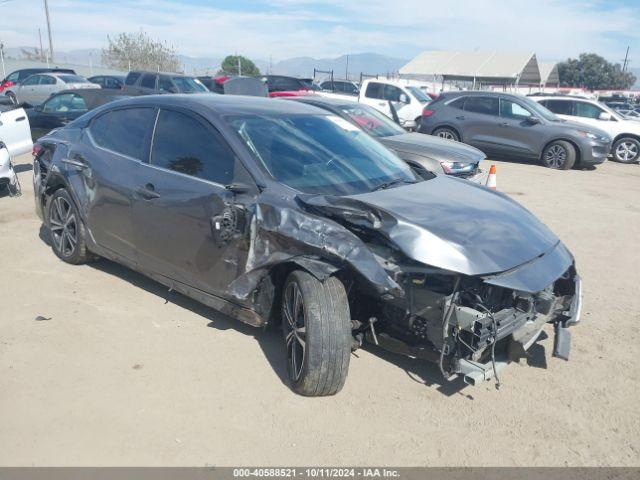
302, 176, 560, 277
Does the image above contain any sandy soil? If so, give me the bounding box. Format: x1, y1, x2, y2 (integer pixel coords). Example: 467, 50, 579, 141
0, 153, 639, 466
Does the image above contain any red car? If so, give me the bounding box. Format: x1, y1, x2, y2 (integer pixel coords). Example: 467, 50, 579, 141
260, 75, 319, 97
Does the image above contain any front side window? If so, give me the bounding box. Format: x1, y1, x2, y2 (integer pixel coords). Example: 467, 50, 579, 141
90, 107, 156, 160
500, 99, 532, 120
125, 72, 141, 85
365, 82, 384, 99
227, 114, 418, 196
464, 96, 499, 116
150, 109, 235, 184
340, 104, 405, 138
382, 85, 404, 102
141, 74, 157, 89
40, 76, 57, 85
158, 76, 177, 93
575, 102, 605, 119
43, 93, 87, 113
343, 83, 358, 94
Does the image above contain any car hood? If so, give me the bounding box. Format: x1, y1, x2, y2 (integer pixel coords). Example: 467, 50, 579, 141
556, 118, 612, 138
380, 132, 485, 164
299, 176, 561, 278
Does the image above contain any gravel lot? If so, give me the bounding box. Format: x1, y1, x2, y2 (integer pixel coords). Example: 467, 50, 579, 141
1, 153, 639, 466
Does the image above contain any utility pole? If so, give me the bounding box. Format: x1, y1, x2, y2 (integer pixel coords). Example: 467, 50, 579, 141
43, 0, 54, 62
237, 56, 241, 76
38, 28, 44, 61
622, 46, 630, 72
0, 41, 5, 78
345, 55, 349, 80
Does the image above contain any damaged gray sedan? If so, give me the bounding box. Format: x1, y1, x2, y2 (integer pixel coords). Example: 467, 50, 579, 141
32, 95, 581, 396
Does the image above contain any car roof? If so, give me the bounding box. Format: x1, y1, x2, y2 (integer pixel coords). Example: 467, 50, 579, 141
289, 95, 354, 109
99, 93, 328, 116
441, 90, 528, 101
129, 71, 193, 77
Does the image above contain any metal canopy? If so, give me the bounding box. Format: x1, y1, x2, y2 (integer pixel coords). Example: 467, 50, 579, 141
399, 51, 541, 85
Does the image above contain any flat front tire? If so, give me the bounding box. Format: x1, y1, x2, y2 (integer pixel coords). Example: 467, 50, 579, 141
47, 189, 92, 264
281, 271, 351, 396
542, 140, 576, 170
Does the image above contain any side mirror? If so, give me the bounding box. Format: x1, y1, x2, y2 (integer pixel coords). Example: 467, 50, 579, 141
399, 93, 409, 104
599, 112, 612, 121
526, 116, 541, 125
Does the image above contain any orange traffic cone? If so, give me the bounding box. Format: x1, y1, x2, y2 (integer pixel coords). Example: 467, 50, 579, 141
486, 164, 497, 190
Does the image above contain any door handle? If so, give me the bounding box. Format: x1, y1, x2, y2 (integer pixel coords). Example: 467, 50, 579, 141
15, 116, 26, 122
135, 184, 160, 200
498, 122, 509, 127
61, 157, 88, 170
455, 115, 465, 120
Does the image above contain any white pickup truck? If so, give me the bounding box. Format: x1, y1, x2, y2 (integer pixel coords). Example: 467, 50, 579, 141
317, 78, 433, 130
0, 105, 33, 195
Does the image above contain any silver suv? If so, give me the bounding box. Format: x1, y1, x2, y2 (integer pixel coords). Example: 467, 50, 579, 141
419, 91, 612, 169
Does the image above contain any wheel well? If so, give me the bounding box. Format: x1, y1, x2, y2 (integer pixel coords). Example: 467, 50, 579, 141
541, 138, 582, 165
613, 133, 640, 144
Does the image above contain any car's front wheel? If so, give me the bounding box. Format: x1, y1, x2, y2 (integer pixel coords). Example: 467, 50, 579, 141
432, 127, 460, 142
281, 270, 351, 396
542, 140, 576, 169
47, 189, 92, 264
612, 137, 640, 164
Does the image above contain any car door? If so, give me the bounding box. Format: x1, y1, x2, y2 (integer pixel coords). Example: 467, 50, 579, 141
457, 96, 502, 151
572, 100, 613, 130
30, 93, 88, 140
0, 107, 32, 156
72, 106, 157, 262
17, 74, 42, 105
496, 98, 542, 157
132, 107, 253, 295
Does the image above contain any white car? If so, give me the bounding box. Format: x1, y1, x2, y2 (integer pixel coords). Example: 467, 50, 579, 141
532, 96, 640, 164
317, 78, 432, 130
4, 73, 100, 107
0, 105, 33, 194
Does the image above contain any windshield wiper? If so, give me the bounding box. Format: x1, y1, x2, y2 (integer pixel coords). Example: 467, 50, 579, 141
372, 178, 416, 192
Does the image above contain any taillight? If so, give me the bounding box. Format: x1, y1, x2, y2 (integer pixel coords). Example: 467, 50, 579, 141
422, 108, 434, 117
32, 144, 44, 158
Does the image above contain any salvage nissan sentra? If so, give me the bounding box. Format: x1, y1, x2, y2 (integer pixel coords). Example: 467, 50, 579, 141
32, 95, 581, 396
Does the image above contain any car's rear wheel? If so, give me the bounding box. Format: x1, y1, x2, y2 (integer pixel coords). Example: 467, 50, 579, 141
542, 140, 576, 169
281, 270, 351, 396
47, 189, 92, 264
432, 127, 459, 142
612, 137, 640, 164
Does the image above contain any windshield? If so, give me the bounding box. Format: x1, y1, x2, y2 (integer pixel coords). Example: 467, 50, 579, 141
340, 104, 406, 138
173, 76, 208, 93
521, 97, 561, 122
60, 75, 89, 84
406, 86, 431, 103
227, 114, 418, 195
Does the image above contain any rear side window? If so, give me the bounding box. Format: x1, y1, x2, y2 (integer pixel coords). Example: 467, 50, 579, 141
365, 82, 384, 99
125, 72, 141, 85
90, 107, 156, 160
448, 97, 466, 109
141, 74, 157, 89
464, 96, 499, 116
543, 100, 574, 115
40, 76, 57, 85
150, 109, 235, 185
22, 75, 42, 86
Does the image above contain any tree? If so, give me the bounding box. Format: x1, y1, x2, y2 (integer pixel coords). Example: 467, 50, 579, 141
558, 53, 636, 90
219, 55, 260, 76
102, 31, 180, 73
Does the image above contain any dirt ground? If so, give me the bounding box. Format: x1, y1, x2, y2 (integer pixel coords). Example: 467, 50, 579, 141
1, 153, 639, 467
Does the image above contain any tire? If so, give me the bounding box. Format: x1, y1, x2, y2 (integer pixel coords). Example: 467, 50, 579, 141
281, 270, 351, 396
542, 140, 576, 170
612, 137, 640, 164
47, 189, 92, 264
432, 127, 459, 142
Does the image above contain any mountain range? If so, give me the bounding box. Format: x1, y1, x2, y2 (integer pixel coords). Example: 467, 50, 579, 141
4, 47, 408, 80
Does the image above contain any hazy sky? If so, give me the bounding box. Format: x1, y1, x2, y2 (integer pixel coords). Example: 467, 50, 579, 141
1, 0, 638, 63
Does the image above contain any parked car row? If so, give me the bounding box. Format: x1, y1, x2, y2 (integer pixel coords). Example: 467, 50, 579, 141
31, 93, 582, 395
